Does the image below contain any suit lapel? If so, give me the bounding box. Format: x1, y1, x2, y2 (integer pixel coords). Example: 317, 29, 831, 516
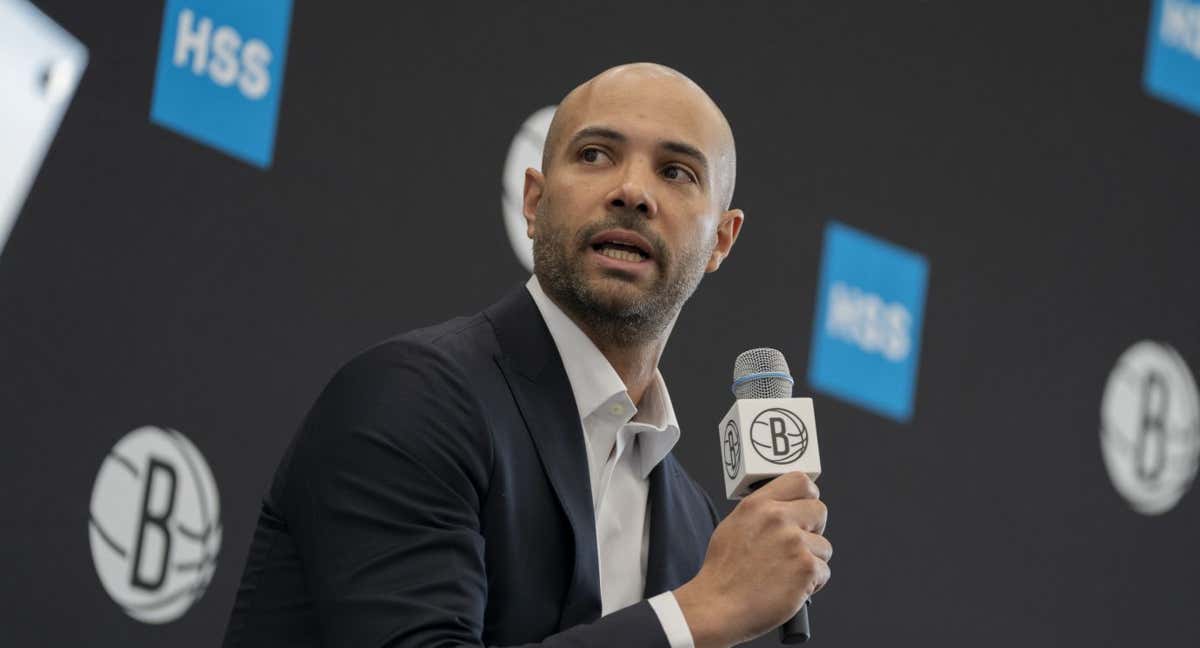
486, 287, 602, 629
644, 454, 710, 598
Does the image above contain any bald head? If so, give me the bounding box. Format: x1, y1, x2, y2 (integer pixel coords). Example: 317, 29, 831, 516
541, 63, 738, 210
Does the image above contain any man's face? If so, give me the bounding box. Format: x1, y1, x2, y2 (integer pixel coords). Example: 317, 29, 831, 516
524, 70, 740, 344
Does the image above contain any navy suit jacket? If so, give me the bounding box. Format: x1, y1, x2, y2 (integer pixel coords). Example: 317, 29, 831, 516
223, 286, 721, 647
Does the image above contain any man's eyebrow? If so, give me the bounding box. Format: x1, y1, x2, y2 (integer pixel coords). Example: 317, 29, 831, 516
661, 140, 708, 174
568, 126, 626, 147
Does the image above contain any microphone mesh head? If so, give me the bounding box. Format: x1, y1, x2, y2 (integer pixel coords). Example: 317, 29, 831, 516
732, 348, 794, 399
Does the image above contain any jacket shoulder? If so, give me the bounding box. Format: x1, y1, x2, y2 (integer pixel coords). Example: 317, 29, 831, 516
343, 311, 498, 379
277, 312, 501, 518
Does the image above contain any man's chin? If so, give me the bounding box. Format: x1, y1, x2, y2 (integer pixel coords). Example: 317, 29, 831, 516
577, 272, 654, 314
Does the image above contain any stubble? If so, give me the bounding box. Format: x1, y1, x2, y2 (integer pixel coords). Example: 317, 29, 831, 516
532, 197, 711, 347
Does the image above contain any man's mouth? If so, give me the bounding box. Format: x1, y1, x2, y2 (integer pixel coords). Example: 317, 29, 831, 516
587, 229, 654, 264
591, 241, 649, 263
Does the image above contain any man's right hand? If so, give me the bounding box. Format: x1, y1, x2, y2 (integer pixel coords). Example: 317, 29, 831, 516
673, 472, 832, 648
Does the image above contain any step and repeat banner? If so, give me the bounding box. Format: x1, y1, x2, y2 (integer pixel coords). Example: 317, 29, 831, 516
2, 1, 1197, 646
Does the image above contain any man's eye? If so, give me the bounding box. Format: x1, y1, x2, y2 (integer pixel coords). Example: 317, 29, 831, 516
580, 147, 609, 164
662, 165, 696, 183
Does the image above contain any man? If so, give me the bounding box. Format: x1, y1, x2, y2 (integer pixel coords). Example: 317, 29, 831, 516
223, 63, 831, 648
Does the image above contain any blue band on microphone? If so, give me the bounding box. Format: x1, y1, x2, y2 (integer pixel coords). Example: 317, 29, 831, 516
730, 371, 795, 395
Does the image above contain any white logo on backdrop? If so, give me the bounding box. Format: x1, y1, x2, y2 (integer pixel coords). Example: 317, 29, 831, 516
1100, 341, 1200, 515
172, 9, 274, 100
88, 426, 221, 623
1161, 0, 1200, 59
501, 105, 556, 272
824, 281, 912, 362
0, 0, 88, 259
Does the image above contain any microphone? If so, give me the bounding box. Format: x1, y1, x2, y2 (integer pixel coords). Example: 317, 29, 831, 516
719, 348, 821, 644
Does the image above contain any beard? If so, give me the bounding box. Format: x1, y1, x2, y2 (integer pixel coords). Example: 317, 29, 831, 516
532, 197, 711, 347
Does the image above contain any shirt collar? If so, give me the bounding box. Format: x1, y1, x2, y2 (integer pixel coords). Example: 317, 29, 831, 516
630, 370, 681, 478
526, 276, 680, 477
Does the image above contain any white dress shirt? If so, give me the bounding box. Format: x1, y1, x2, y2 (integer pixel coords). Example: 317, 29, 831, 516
526, 276, 695, 648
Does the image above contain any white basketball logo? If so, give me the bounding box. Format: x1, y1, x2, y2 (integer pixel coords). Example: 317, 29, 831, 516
88, 426, 221, 623
501, 105, 556, 272
749, 408, 808, 465
1100, 341, 1200, 515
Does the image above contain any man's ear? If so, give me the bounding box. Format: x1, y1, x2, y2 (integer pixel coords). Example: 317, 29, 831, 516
706, 208, 744, 272
523, 168, 545, 239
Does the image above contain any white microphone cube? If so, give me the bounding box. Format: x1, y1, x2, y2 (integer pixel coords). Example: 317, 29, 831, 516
718, 398, 821, 499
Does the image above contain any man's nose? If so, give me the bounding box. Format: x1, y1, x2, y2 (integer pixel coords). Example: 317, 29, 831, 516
604, 163, 658, 217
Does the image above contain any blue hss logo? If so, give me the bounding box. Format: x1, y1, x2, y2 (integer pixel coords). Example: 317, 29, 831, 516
1145, 0, 1200, 117
808, 221, 929, 422
150, 0, 293, 167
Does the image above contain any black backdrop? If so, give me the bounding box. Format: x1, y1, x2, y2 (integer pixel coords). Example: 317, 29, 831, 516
3, 1, 1198, 646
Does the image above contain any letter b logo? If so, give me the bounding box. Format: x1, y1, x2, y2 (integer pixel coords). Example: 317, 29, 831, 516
749, 408, 808, 464
130, 458, 178, 590
88, 427, 222, 624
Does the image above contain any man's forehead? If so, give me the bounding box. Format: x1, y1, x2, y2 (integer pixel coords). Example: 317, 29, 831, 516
557, 70, 729, 153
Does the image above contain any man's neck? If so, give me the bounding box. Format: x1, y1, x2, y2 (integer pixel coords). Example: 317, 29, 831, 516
589, 332, 665, 406
560, 303, 676, 407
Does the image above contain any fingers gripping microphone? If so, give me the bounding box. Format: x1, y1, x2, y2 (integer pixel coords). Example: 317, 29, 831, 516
722, 348, 821, 644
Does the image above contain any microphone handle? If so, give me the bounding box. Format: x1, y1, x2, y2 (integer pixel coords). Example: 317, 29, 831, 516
747, 480, 814, 643
779, 600, 811, 644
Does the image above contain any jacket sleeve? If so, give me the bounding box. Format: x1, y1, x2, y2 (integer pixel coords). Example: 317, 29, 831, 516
281, 339, 672, 648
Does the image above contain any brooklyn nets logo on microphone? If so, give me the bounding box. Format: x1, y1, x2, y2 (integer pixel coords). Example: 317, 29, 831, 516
1100, 341, 1200, 515
723, 420, 742, 478
750, 408, 808, 465
88, 426, 221, 623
